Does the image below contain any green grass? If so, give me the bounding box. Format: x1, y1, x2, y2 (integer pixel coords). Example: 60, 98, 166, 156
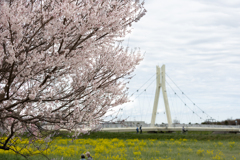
81, 131, 240, 141
1, 131, 240, 160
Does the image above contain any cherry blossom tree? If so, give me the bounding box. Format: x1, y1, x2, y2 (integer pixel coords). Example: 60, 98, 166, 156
0, 0, 146, 157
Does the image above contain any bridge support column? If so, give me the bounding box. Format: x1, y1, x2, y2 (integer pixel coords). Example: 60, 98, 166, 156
161, 65, 172, 127
151, 66, 161, 127
150, 65, 172, 127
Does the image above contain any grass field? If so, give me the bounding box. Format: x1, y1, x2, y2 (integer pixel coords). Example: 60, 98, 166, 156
1, 131, 240, 160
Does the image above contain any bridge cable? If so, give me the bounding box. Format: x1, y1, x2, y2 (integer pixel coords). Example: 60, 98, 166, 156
132, 77, 156, 100
166, 73, 213, 119
166, 80, 202, 119
129, 77, 155, 121
121, 72, 157, 121
129, 73, 156, 97
166, 83, 180, 123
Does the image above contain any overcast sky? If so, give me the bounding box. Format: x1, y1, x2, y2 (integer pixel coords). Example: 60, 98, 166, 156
114, 0, 240, 124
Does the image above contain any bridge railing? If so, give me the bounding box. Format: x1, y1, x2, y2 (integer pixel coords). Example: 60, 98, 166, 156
101, 123, 240, 129
172, 124, 240, 128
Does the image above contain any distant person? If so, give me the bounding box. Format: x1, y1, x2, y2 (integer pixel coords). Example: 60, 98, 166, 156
136, 127, 139, 134
86, 152, 93, 160
140, 125, 142, 134
80, 154, 86, 160
182, 126, 187, 133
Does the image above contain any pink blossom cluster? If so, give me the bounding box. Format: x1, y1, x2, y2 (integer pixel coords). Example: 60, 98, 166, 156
0, 0, 146, 149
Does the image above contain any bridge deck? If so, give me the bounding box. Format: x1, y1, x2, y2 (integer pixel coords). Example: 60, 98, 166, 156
101, 127, 240, 132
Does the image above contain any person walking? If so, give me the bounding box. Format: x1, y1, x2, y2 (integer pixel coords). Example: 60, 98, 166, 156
136, 127, 139, 134
86, 152, 93, 160
182, 126, 187, 133
140, 125, 142, 134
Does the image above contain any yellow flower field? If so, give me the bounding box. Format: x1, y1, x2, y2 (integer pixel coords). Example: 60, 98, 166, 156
1, 136, 240, 160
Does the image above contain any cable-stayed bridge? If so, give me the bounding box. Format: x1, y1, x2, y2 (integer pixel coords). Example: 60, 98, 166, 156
101, 65, 240, 133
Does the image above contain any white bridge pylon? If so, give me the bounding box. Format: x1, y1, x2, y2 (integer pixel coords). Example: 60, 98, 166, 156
151, 65, 172, 127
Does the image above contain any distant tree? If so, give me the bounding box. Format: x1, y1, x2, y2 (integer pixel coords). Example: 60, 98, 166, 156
173, 118, 180, 124
202, 118, 240, 125
224, 121, 229, 125
0, 0, 146, 158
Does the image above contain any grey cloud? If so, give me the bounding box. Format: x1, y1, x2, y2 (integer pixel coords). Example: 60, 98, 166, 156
120, 0, 240, 123
198, 0, 240, 8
